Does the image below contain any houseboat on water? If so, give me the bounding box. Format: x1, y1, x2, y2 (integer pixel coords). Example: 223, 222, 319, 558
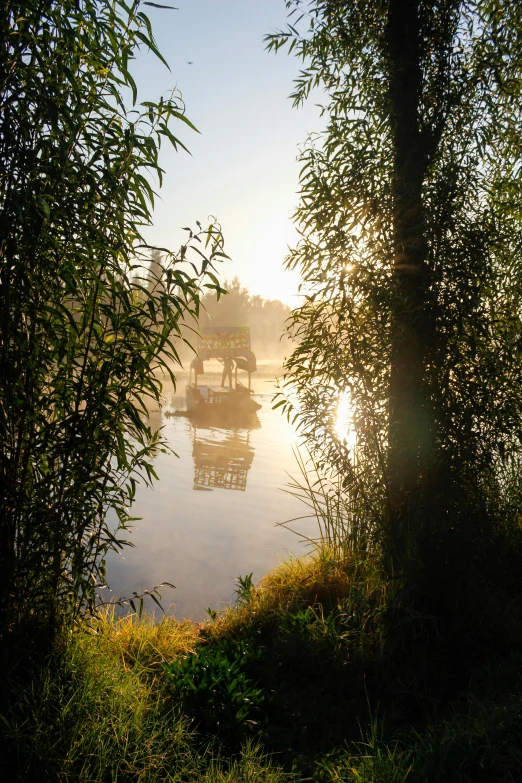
186, 327, 261, 416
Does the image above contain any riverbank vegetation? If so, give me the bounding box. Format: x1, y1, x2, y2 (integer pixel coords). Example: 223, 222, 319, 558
3, 543, 522, 780
3, 0, 522, 780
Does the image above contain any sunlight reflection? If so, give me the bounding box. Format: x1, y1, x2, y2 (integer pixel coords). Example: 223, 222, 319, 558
335, 389, 357, 452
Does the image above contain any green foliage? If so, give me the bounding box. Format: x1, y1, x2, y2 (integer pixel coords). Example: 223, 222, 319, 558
184, 581, 385, 765
234, 572, 254, 607
163, 640, 266, 745
267, 1, 522, 581
0, 0, 226, 640
181, 544, 522, 777
0, 631, 285, 782
316, 728, 413, 783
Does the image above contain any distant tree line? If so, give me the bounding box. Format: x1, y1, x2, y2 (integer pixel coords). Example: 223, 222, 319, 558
166, 275, 292, 362
199, 277, 291, 360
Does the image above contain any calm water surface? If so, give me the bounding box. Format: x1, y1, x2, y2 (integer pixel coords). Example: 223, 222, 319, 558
106, 369, 318, 621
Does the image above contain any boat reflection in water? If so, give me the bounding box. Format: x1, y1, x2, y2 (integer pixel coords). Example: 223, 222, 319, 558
189, 410, 260, 493
106, 381, 321, 621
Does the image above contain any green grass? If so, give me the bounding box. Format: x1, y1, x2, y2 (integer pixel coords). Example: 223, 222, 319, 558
3, 546, 522, 781
0, 612, 286, 782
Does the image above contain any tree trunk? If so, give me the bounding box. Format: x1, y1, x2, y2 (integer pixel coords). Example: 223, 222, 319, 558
385, 0, 436, 571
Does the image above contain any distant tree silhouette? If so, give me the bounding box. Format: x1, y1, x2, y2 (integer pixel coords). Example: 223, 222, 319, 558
198, 277, 291, 360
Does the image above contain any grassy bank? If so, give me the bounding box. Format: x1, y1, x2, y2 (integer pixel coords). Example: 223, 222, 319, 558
2, 547, 522, 782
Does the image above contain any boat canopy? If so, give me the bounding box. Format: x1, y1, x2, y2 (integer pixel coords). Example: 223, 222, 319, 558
190, 327, 257, 374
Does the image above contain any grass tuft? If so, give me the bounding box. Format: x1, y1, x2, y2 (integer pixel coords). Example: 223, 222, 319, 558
86, 608, 199, 673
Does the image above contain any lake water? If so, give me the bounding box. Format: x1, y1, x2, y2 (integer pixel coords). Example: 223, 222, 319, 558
105, 367, 319, 621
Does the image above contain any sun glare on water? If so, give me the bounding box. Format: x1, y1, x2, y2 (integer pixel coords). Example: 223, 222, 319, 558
335, 389, 357, 452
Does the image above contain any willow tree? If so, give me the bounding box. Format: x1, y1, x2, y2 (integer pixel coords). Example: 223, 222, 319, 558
0, 0, 225, 642
269, 1, 522, 585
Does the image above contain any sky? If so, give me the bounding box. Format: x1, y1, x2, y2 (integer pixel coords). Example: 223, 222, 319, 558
131, 0, 323, 304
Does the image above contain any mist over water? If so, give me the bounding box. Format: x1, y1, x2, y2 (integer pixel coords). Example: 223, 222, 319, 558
105, 366, 319, 621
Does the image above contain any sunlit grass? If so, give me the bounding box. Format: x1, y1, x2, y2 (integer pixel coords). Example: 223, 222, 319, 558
1, 608, 288, 782
207, 546, 374, 641
86, 608, 199, 673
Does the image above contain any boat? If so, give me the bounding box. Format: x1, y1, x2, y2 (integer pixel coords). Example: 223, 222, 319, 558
186, 327, 262, 416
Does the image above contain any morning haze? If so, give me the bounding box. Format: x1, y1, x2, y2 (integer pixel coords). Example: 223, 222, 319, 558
4, 1, 522, 780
